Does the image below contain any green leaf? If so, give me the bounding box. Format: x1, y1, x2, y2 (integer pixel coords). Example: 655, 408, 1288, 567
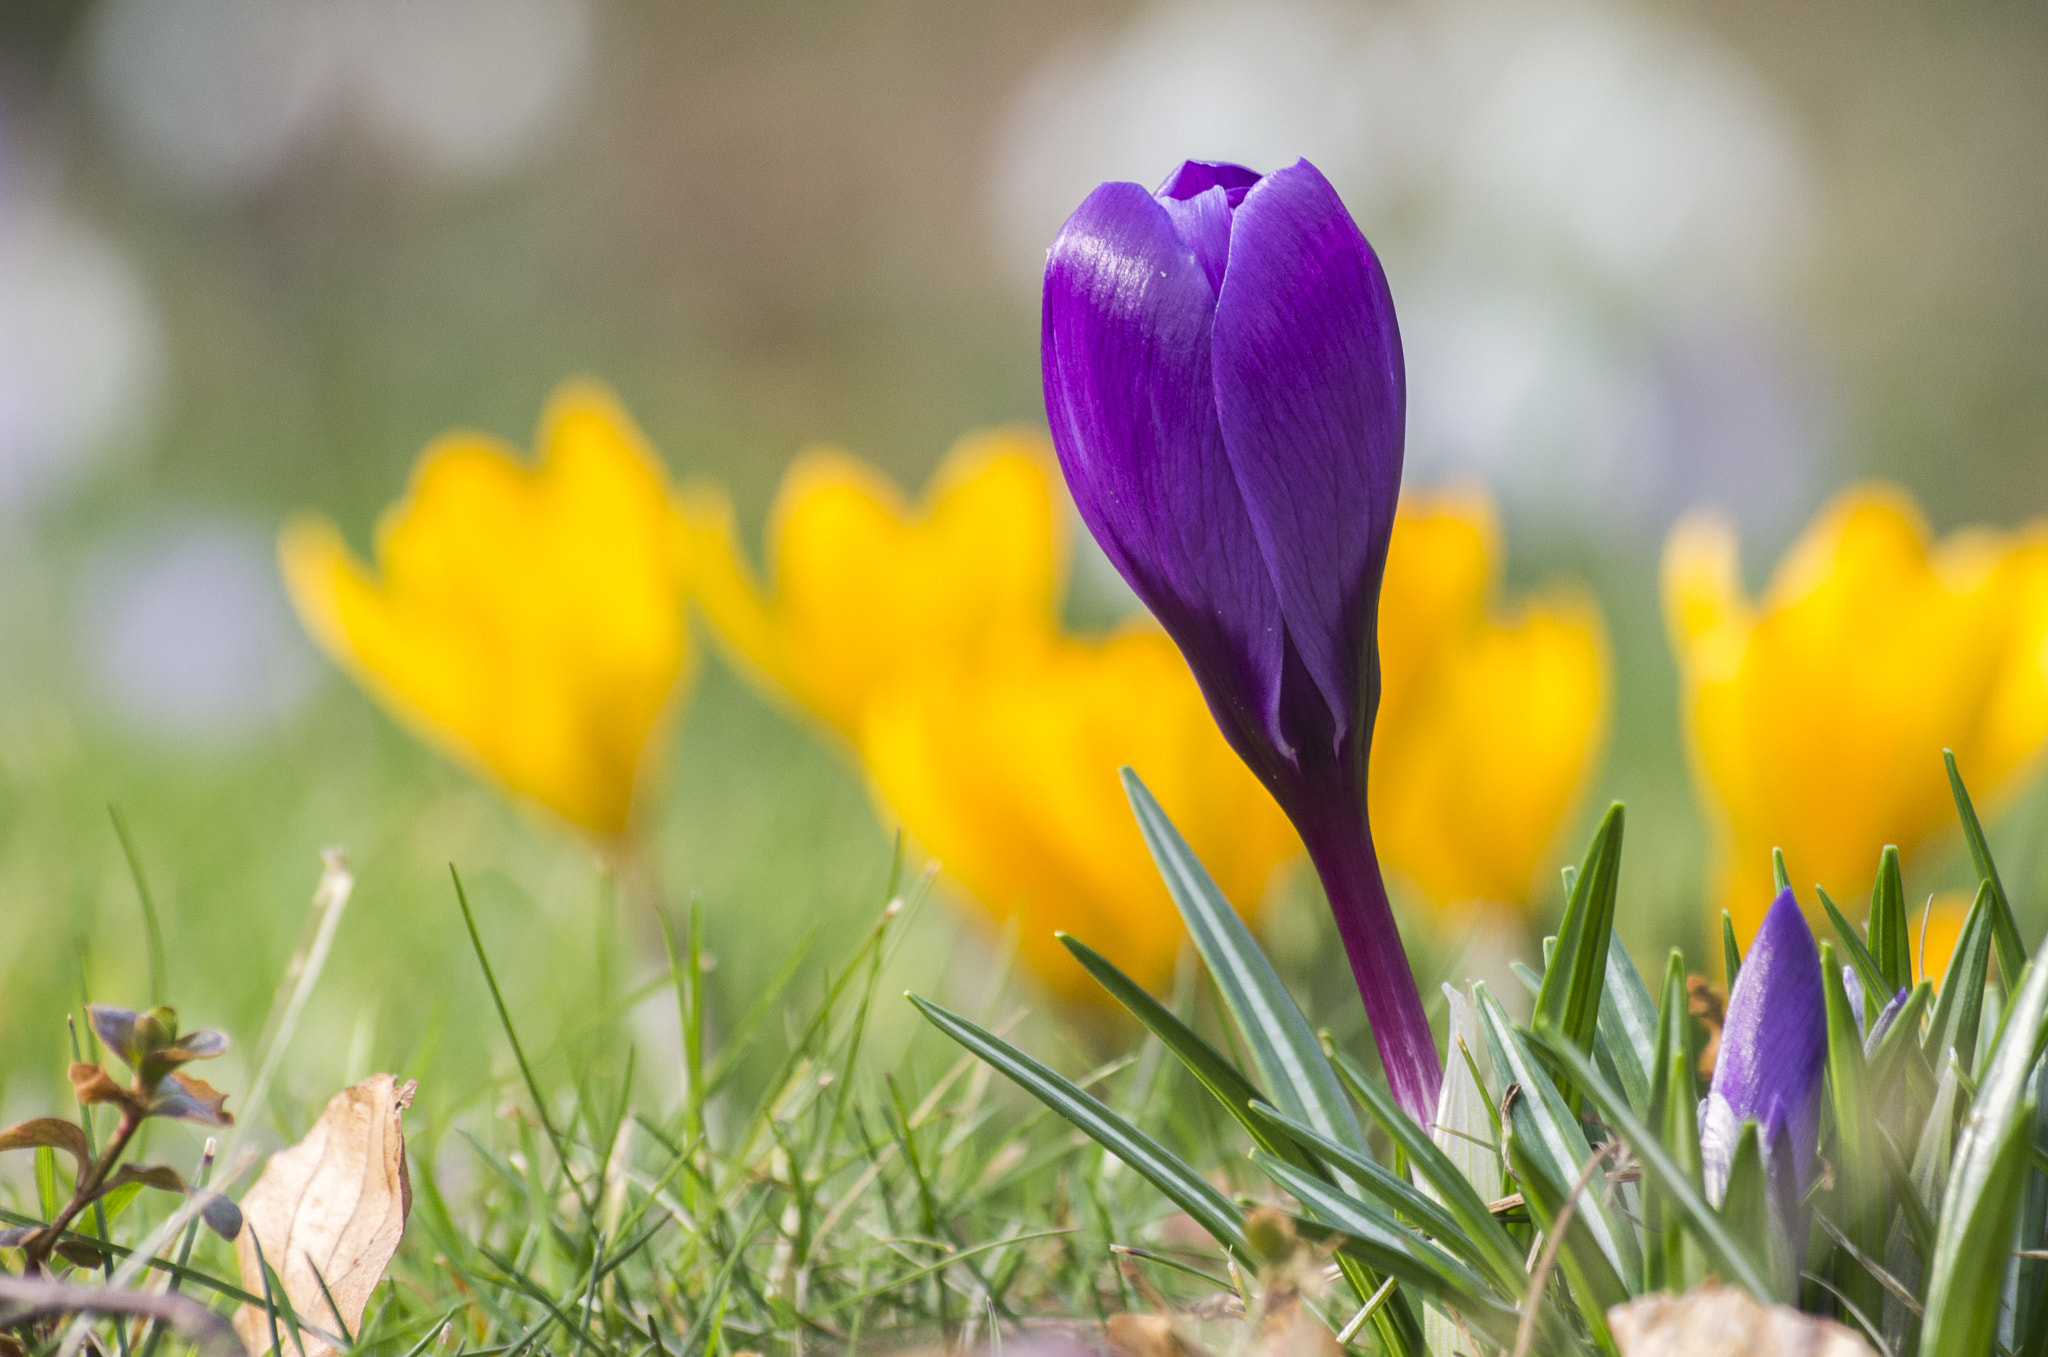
1921, 944, 2048, 1357
907, 993, 1246, 1253
1946, 748, 2026, 984
1871, 845, 1911, 999
1820, 941, 1885, 1324
1326, 1048, 1526, 1294
1723, 912, 1743, 987
1816, 885, 1889, 1013
1532, 803, 1625, 1059
1122, 770, 1368, 1158
1717, 1121, 1790, 1299
1250, 1152, 1520, 1346
1537, 1034, 1776, 1301
1644, 950, 1702, 1292
35, 1145, 60, 1220
1249, 1100, 1524, 1295
1594, 938, 1658, 1117
1476, 983, 1639, 1287
1925, 879, 1998, 1072
1057, 933, 1320, 1175
1773, 846, 1791, 893
1501, 1095, 1629, 1343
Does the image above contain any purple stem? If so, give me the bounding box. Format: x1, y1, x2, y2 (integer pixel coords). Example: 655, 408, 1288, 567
1298, 801, 1442, 1122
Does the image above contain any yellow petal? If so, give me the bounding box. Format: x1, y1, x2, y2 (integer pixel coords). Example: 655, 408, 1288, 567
279, 379, 693, 838
859, 630, 1297, 998
693, 429, 1065, 741
1666, 482, 2048, 940
1369, 488, 1610, 917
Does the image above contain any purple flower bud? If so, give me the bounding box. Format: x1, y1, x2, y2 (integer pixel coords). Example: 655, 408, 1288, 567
1700, 889, 1826, 1228
1041, 157, 1437, 1116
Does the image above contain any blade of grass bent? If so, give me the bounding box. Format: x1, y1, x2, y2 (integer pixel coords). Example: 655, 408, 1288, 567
1059, 933, 1317, 1173
907, 993, 1245, 1253
1122, 769, 1367, 1157
1326, 1048, 1526, 1288
1251, 1153, 1520, 1345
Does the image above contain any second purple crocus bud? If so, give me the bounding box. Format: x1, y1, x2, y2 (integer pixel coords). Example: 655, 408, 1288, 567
1039, 156, 1438, 1118
1700, 888, 1827, 1239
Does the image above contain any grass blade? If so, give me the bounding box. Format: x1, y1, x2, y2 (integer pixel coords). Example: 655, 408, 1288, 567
1538, 1033, 1776, 1301
1058, 932, 1317, 1173
1871, 845, 1911, 999
1475, 982, 1639, 1287
1121, 769, 1367, 1158
1921, 945, 2048, 1357
1821, 941, 1885, 1323
1250, 1153, 1520, 1345
1816, 885, 1890, 1014
1594, 938, 1657, 1117
1925, 879, 1997, 1073
1946, 748, 2026, 983
1532, 804, 1624, 1060
1326, 1048, 1526, 1292
907, 992, 1245, 1253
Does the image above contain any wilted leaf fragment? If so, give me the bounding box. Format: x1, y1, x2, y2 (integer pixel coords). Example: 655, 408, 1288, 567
1608, 1285, 1875, 1357
0, 1118, 89, 1166
234, 1075, 416, 1357
153, 1073, 234, 1127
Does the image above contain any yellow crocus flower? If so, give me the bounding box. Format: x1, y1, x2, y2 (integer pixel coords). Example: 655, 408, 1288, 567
280, 381, 694, 840
687, 428, 1064, 741
859, 629, 1299, 996
1371, 488, 1611, 915
1665, 483, 2048, 941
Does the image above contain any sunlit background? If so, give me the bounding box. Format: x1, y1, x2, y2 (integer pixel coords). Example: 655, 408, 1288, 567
4, 0, 2048, 1129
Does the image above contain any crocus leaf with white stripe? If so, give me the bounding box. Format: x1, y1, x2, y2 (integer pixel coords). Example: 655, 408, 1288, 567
1922, 948, 2048, 1357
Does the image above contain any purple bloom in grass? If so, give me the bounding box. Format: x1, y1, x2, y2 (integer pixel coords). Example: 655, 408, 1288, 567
1041, 156, 1438, 1118
1700, 889, 1827, 1235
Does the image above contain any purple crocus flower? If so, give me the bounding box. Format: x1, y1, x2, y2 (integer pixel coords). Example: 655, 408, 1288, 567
1700, 888, 1827, 1230
1040, 156, 1438, 1118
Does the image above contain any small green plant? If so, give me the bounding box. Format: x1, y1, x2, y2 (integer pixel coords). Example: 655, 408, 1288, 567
915, 756, 2048, 1356
1, 1005, 243, 1355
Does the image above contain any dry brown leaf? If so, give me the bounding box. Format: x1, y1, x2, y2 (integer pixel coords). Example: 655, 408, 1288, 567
234, 1074, 417, 1357
1609, 1284, 1876, 1357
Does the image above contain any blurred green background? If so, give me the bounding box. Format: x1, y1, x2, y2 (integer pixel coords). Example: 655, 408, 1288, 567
3, 0, 2048, 1134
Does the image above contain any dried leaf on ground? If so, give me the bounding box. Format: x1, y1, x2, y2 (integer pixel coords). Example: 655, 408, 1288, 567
1609, 1285, 1875, 1357
233, 1074, 416, 1357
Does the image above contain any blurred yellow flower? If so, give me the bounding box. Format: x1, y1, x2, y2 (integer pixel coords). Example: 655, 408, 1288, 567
1665, 484, 2048, 941
686, 429, 1064, 741
860, 629, 1299, 996
1370, 488, 1610, 916
280, 381, 693, 840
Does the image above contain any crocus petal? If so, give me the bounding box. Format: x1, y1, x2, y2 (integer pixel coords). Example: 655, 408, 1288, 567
1710, 888, 1826, 1190
1156, 185, 1237, 296
1841, 965, 1865, 1040
1211, 159, 1405, 753
1156, 159, 1262, 202
1864, 985, 1911, 1055
1043, 180, 1287, 766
